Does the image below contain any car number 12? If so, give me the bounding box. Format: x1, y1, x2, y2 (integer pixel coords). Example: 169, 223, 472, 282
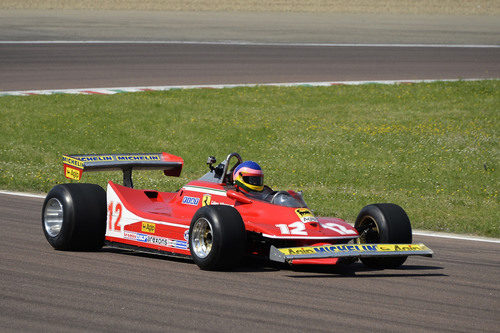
321, 222, 357, 235
275, 222, 307, 235
107, 202, 122, 231
275, 221, 357, 236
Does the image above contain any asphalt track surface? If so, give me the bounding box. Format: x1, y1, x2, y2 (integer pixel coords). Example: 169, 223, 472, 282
1, 43, 499, 91
2, 10, 500, 45
1, 10, 498, 91
1, 193, 499, 332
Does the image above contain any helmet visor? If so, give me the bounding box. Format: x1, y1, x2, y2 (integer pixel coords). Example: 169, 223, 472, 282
243, 175, 263, 186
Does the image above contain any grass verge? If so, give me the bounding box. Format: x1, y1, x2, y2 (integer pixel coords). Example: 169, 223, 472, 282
1, 0, 498, 15
0, 81, 498, 236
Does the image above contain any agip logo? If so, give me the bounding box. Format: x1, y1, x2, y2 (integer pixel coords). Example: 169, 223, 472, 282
295, 208, 318, 223
64, 166, 82, 180
141, 222, 156, 234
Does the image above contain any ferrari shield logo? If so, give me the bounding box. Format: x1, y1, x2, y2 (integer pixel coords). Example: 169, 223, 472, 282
202, 194, 212, 206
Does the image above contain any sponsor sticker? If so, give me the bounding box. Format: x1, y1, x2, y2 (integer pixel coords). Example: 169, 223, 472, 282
116, 154, 160, 161
184, 230, 189, 241
124, 231, 137, 240
182, 196, 200, 206
64, 165, 82, 180
62, 155, 84, 169
136, 233, 148, 242
279, 244, 428, 256
141, 222, 156, 234
79, 155, 113, 162
63, 154, 162, 166
295, 208, 318, 223
281, 247, 316, 255
122, 231, 188, 250
136, 234, 148, 243
377, 244, 426, 252
202, 194, 212, 206
171, 240, 189, 250
209, 199, 234, 207
148, 235, 188, 249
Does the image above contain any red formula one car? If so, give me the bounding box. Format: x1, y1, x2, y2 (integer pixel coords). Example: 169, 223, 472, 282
42, 152, 433, 270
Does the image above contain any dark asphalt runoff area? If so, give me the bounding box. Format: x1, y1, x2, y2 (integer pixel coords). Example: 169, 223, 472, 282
1, 193, 499, 332
1, 43, 499, 91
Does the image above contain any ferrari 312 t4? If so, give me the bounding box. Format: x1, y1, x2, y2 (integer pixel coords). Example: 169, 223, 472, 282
42, 152, 433, 270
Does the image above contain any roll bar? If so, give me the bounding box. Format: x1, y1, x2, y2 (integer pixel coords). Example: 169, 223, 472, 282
199, 152, 243, 184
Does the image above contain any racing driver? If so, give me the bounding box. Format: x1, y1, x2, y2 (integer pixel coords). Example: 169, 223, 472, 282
233, 161, 275, 201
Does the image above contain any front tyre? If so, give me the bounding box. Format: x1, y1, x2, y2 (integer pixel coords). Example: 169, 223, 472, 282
189, 205, 246, 270
42, 183, 106, 250
354, 203, 412, 268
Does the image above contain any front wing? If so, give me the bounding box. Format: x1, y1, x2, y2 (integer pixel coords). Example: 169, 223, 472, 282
269, 243, 433, 263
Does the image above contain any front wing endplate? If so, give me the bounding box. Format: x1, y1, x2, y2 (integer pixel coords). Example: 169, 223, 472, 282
269, 243, 433, 263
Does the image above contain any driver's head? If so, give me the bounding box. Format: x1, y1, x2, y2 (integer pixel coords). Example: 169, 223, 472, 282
233, 161, 264, 192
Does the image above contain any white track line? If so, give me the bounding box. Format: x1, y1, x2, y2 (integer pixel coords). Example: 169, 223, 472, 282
0, 40, 499, 48
1, 190, 497, 243
1, 78, 496, 97
0, 190, 45, 199
413, 231, 500, 244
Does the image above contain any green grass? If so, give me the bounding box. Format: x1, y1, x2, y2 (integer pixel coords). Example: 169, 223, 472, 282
0, 81, 498, 237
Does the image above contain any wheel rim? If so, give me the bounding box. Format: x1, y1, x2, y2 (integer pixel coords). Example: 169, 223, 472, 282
191, 218, 213, 258
356, 215, 380, 244
43, 198, 64, 237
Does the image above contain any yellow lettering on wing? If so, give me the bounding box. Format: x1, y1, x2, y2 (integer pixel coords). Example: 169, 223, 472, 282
116, 154, 160, 161
280, 247, 315, 255
62, 155, 84, 169
375, 244, 425, 252
79, 155, 114, 162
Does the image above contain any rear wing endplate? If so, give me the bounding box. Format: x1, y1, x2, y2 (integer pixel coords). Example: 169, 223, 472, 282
270, 243, 433, 263
63, 153, 183, 188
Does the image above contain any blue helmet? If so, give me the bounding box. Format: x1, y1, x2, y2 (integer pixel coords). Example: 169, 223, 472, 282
233, 161, 264, 192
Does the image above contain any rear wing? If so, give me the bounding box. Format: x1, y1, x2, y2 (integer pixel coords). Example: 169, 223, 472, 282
63, 153, 183, 188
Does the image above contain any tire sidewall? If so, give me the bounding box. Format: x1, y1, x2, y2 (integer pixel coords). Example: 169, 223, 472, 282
42, 185, 76, 250
189, 205, 246, 270
355, 203, 412, 244
354, 203, 412, 268
42, 183, 106, 250
189, 207, 221, 268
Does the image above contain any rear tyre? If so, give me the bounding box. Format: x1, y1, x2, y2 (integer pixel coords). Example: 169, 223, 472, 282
42, 183, 106, 250
189, 205, 246, 270
354, 203, 412, 268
